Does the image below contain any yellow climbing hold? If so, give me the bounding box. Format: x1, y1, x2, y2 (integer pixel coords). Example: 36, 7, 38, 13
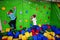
25, 20, 28, 22
2, 7, 6, 10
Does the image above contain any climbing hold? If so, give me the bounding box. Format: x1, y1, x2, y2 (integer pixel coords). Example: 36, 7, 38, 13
36, 7, 38, 11
45, 20, 47, 22
4, 20, 7, 24
20, 11, 22, 14
29, 2, 31, 4
26, 10, 28, 14
44, 5, 46, 9
30, 24, 33, 27
40, 19, 42, 22
20, 25, 22, 28
46, 12, 48, 14
2, 7, 6, 10
25, 20, 28, 22
19, 20, 22, 22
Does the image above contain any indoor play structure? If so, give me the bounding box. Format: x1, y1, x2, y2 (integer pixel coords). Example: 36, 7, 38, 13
0, 0, 60, 40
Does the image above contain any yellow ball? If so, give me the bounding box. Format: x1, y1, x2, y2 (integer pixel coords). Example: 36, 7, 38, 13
19, 34, 23, 39
38, 24, 41, 27
1, 30, 5, 33
25, 32, 30, 38
6, 28, 10, 32
8, 36, 13, 40
2, 7, 6, 10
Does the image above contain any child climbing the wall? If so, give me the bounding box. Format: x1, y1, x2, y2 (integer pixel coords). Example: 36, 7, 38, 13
31, 14, 37, 25
7, 7, 16, 30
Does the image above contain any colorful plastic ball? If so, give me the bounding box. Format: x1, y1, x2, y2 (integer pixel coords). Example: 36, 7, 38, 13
31, 29, 36, 36
2, 7, 5, 10
21, 30, 25, 35
32, 35, 37, 40
7, 31, 14, 37
42, 25, 48, 31
14, 31, 20, 38
38, 24, 41, 27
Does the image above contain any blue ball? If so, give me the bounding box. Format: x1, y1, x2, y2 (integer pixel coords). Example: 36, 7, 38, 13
14, 31, 20, 38
21, 30, 25, 35
32, 35, 37, 40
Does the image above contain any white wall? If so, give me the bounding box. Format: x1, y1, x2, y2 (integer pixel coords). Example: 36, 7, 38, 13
46, 0, 60, 2
0, 19, 2, 31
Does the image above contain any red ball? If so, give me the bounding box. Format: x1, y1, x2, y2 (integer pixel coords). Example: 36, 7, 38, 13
31, 29, 36, 36
48, 26, 51, 29
40, 27, 42, 30
2, 38, 7, 40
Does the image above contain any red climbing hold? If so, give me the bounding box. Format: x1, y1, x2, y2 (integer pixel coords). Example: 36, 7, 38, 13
36, 7, 38, 11
44, 5, 46, 9
20, 25, 22, 28
4, 20, 7, 24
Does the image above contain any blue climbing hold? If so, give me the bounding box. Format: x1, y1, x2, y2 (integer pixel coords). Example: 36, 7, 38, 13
26, 10, 28, 14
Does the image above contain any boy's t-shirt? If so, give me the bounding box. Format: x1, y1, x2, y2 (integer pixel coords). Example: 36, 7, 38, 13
8, 13, 16, 20
32, 18, 37, 25
8, 9, 16, 20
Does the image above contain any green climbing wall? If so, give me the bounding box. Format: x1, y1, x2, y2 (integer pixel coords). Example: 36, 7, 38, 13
50, 2, 60, 28
0, 0, 51, 30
